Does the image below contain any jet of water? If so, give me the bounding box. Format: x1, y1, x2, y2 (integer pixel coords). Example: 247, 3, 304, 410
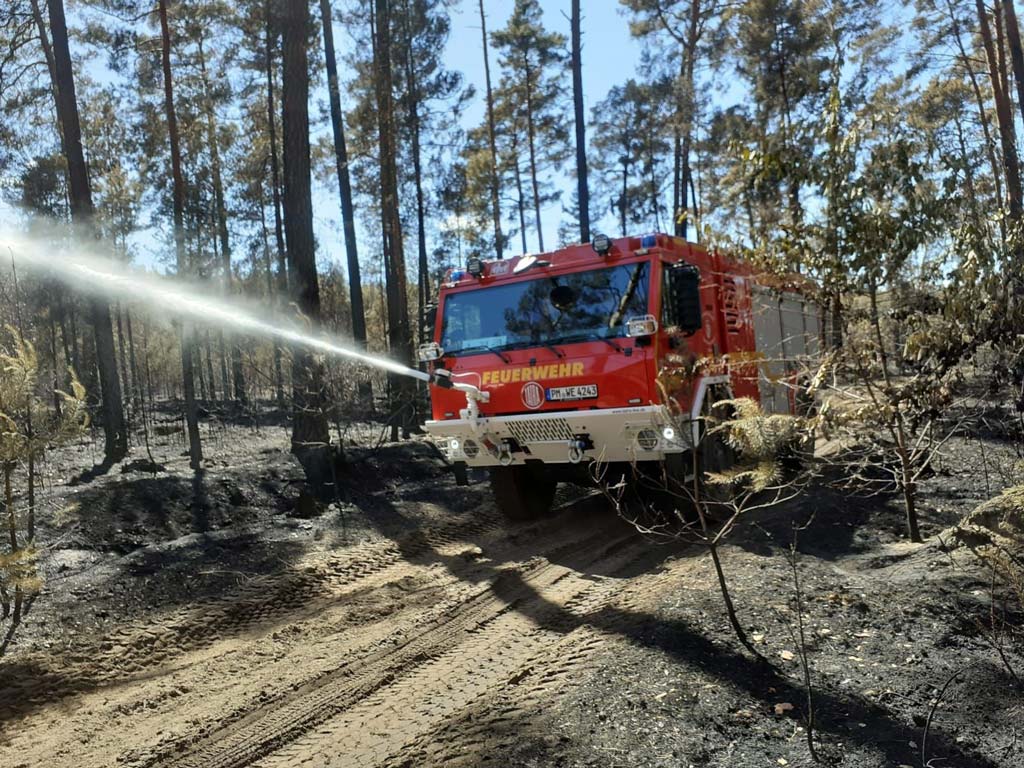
0, 223, 485, 402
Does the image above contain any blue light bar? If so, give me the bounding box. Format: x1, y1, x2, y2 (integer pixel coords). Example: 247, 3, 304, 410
641, 233, 657, 248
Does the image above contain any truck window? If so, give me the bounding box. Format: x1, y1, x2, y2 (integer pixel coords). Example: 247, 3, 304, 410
440, 262, 650, 354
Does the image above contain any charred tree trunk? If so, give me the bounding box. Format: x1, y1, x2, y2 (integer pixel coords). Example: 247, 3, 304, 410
478, 0, 504, 258
157, 0, 202, 469
320, 0, 367, 351
571, 0, 589, 243
373, 0, 414, 436
125, 309, 142, 414
398, 1, 431, 347
115, 302, 130, 424
46, 0, 127, 464
264, 0, 288, 406
198, 36, 246, 405
281, 0, 332, 479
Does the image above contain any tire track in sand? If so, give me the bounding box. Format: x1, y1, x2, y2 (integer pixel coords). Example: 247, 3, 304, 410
0, 507, 505, 717
148, 523, 652, 768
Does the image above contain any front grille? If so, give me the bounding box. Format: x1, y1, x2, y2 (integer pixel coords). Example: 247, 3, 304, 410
506, 417, 575, 444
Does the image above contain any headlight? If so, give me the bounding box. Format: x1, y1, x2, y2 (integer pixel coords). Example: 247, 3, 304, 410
636, 429, 659, 451
462, 439, 479, 458
662, 426, 675, 441
449, 438, 460, 452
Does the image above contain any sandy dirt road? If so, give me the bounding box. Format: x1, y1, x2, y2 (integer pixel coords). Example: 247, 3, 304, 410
0, 494, 696, 768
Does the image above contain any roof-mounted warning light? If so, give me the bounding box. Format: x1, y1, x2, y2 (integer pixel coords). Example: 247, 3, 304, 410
592, 233, 612, 257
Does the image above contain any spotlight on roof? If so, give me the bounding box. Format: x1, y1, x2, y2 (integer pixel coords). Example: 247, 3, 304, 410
592, 233, 612, 256
466, 256, 484, 277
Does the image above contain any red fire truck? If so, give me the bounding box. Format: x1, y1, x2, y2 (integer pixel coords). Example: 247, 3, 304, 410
422, 233, 822, 519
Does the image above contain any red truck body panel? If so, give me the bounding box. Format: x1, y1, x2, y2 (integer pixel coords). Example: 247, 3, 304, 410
429, 234, 770, 422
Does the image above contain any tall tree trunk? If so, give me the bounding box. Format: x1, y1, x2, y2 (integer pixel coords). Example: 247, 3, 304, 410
523, 57, 544, 252
620, 161, 629, 236
196, 333, 208, 403
257, 178, 285, 406
672, 130, 682, 237
205, 331, 218, 404
513, 135, 529, 252
30, 0, 64, 155
115, 302, 130, 424
947, 0, 1004, 216
478, 0, 504, 258
281, 0, 332, 476
373, 0, 414, 436
978, 0, 1024, 280
1001, 0, 1024, 286
319, 0, 368, 351
571, 0, 589, 243
46, 0, 128, 463
48, 314, 62, 417
157, 0, 202, 469
197, 35, 247, 405
125, 309, 142, 414
398, 0, 431, 347
264, 0, 288, 406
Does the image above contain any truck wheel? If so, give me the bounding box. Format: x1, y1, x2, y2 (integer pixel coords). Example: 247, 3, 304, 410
695, 396, 736, 506
489, 465, 556, 521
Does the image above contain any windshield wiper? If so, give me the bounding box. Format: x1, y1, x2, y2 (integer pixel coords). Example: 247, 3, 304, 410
451, 345, 511, 363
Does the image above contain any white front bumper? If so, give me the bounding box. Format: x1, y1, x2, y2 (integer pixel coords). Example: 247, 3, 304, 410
425, 405, 694, 467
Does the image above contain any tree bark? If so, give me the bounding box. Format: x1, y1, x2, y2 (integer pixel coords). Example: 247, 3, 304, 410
373, 0, 415, 436
571, 0, 589, 243
157, 0, 202, 469
320, 0, 368, 353
979, 0, 1024, 220
46, 0, 127, 464
523, 55, 544, 252
281, 0, 332, 474
257, 177, 284, 405
264, 0, 287, 406
115, 302, 130, 422
478, 0, 504, 258
400, 1, 431, 347
197, 35, 246, 405
1001, 0, 1024, 286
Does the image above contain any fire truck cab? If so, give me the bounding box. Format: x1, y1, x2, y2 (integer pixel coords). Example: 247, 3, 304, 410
422, 233, 821, 520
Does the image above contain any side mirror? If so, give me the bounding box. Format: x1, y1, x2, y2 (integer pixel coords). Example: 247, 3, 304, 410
668, 264, 703, 335
417, 342, 444, 362
625, 314, 659, 337
423, 303, 438, 335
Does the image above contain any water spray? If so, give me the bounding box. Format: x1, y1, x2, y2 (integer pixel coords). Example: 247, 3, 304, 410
0, 225, 489, 413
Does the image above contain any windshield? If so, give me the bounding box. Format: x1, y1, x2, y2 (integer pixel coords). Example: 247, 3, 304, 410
440, 262, 650, 354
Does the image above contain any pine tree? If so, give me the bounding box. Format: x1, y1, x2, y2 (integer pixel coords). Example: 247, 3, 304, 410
45, 0, 128, 464
281, 0, 332, 476
590, 79, 670, 235
491, 0, 571, 252
571, 0, 590, 243
320, 0, 368, 359
155, 0, 203, 469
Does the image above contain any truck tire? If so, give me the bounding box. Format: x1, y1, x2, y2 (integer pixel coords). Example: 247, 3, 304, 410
695, 395, 736, 507
489, 465, 556, 521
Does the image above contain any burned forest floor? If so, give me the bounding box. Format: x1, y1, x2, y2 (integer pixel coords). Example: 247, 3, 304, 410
0, 403, 1022, 768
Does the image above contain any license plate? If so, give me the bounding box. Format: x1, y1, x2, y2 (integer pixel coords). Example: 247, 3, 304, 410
546, 384, 598, 401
